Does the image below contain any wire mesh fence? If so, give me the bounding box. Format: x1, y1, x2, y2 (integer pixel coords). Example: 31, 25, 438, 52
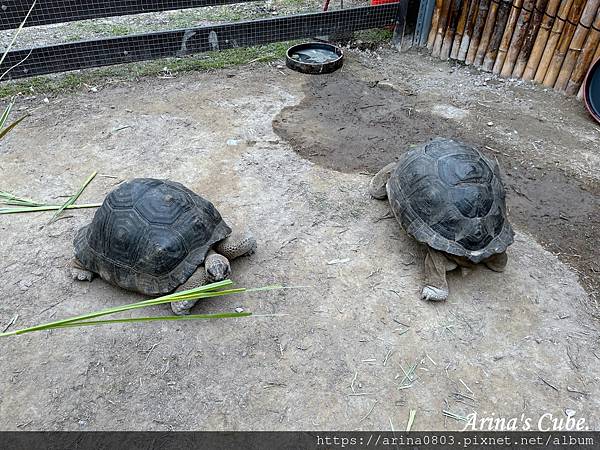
0, 0, 404, 79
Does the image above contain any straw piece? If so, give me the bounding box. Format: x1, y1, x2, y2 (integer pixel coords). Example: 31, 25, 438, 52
49, 171, 97, 223
554, 0, 600, 90
493, 0, 526, 72
458, 0, 481, 60
466, 0, 493, 64
542, 0, 587, 87
522, 0, 563, 80
512, 0, 551, 78
475, 0, 502, 66
566, 7, 600, 93
441, 0, 465, 59
432, 0, 454, 57
500, 0, 537, 77
451, 0, 473, 59
427, 0, 445, 50
0, 203, 102, 215
483, 0, 514, 70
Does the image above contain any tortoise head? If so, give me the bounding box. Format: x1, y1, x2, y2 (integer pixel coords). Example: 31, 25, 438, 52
205, 252, 231, 282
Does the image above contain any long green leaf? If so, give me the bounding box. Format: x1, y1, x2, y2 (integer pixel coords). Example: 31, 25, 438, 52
0, 203, 102, 214
0, 102, 13, 130
49, 171, 97, 223
0, 114, 28, 140
2, 312, 252, 336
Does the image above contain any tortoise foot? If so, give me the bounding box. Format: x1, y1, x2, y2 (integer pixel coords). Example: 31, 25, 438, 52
421, 285, 448, 302
171, 299, 197, 316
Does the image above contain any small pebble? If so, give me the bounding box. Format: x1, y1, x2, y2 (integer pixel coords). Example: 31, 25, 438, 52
487, 121, 494, 126
235, 307, 244, 313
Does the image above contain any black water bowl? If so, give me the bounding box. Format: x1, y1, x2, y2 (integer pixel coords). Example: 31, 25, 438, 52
584, 57, 600, 123
286, 42, 344, 75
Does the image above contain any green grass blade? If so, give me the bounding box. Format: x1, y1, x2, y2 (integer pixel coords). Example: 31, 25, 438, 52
0, 1, 37, 73
0, 203, 102, 214
49, 171, 97, 223
0, 101, 13, 130
0, 114, 28, 140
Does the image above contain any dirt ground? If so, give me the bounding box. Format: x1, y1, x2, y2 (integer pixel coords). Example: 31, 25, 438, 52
0, 48, 599, 431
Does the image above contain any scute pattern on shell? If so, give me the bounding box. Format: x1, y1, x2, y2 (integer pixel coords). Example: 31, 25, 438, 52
74, 178, 231, 295
386, 138, 514, 263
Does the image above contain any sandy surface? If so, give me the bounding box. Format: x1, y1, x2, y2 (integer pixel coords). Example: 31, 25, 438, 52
0, 49, 599, 431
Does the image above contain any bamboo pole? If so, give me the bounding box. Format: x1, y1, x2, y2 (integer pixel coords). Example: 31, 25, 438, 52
542, 0, 587, 87
567, 9, 600, 94
522, 0, 562, 80
493, 0, 525, 72
512, 0, 551, 78
427, 0, 445, 50
482, 0, 513, 71
554, 0, 600, 90
441, 0, 465, 59
474, 0, 502, 66
451, 0, 473, 59
534, 0, 574, 81
500, 0, 537, 77
458, 0, 481, 60
431, 0, 454, 57
466, 0, 493, 64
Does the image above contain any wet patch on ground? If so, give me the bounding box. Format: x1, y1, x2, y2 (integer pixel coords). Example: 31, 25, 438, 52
273, 75, 600, 302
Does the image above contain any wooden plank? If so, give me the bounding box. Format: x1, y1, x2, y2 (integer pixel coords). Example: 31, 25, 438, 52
0, 4, 401, 79
0, 0, 259, 31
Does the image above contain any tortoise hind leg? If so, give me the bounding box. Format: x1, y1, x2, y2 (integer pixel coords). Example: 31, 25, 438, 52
71, 258, 94, 282
170, 267, 210, 316
484, 252, 508, 272
215, 229, 257, 260
369, 162, 397, 199
422, 247, 457, 302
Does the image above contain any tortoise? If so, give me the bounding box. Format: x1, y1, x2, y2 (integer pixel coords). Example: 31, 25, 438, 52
369, 138, 514, 302
71, 178, 256, 315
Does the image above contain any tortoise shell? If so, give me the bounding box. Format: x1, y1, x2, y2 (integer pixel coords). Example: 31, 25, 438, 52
386, 138, 514, 263
74, 178, 231, 295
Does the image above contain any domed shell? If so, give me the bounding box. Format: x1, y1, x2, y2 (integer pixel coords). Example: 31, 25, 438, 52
74, 178, 231, 295
386, 138, 514, 263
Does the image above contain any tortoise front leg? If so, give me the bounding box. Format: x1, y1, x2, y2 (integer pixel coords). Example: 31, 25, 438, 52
170, 267, 210, 315
484, 252, 508, 272
215, 229, 257, 260
70, 257, 94, 282
369, 162, 398, 199
421, 247, 457, 302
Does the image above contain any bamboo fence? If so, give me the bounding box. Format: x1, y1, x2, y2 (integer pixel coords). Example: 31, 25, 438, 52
423, 0, 600, 95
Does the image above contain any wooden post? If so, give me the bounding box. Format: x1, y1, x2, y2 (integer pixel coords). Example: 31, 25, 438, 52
522, 0, 562, 80
427, 0, 445, 49
431, 0, 454, 56
493, 0, 525, 72
458, 0, 481, 60
554, 0, 600, 90
500, 0, 537, 77
512, 0, 550, 78
566, 6, 600, 93
441, 0, 465, 59
466, 0, 493, 64
482, 0, 513, 71
474, 0, 502, 65
451, 0, 473, 59
542, 0, 587, 87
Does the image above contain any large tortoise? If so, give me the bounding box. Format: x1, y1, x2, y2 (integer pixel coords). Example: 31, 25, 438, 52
71, 178, 256, 315
369, 138, 514, 301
